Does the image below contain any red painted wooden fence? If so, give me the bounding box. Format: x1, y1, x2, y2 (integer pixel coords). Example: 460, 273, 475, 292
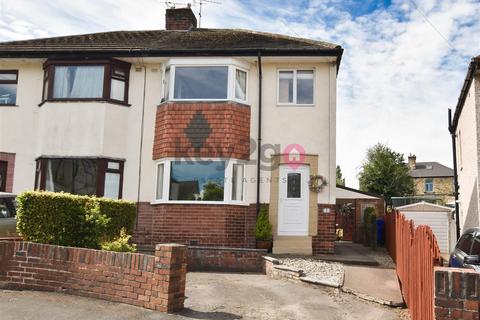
385, 211, 443, 320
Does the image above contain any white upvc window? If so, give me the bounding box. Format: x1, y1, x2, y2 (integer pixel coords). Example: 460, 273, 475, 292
277, 69, 315, 106
154, 158, 246, 205
164, 61, 248, 103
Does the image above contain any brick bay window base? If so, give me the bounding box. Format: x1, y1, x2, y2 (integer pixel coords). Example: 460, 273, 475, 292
312, 204, 336, 255
134, 203, 257, 249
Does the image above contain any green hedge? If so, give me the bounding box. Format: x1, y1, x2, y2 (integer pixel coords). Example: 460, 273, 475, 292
16, 191, 136, 249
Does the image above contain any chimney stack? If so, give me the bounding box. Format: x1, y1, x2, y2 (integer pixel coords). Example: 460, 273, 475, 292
165, 4, 197, 31
408, 154, 416, 170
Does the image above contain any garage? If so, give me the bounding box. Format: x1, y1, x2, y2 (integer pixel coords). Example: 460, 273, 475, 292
396, 201, 455, 255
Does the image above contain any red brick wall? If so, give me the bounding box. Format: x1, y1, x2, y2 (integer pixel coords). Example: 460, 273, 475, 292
165, 8, 197, 30
312, 204, 336, 254
187, 246, 266, 272
435, 267, 479, 320
134, 203, 257, 249
153, 102, 251, 160
0, 152, 15, 192
0, 241, 187, 313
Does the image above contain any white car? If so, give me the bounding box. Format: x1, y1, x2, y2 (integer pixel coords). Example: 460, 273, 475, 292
0, 192, 19, 239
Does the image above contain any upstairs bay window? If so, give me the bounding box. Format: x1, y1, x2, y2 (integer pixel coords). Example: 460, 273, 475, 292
278, 69, 314, 105
155, 160, 245, 204
165, 64, 248, 102
42, 59, 130, 105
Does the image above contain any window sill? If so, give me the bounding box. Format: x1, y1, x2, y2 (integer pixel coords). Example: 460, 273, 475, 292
150, 200, 249, 206
38, 99, 131, 107
0, 104, 19, 107
276, 103, 315, 107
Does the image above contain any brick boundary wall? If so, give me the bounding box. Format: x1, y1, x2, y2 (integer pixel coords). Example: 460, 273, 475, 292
187, 246, 267, 272
134, 203, 257, 249
312, 204, 336, 254
0, 241, 187, 313
0, 152, 15, 192
435, 266, 479, 320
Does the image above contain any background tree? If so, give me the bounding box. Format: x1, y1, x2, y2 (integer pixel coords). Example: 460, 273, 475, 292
358, 143, 414, 201
336, 165, 346, 186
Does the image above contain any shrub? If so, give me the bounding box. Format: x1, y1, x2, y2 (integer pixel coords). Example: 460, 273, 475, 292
255, 205, 272, 240
101, 228, 137, 253
16, 191, 136, 249
363, 206, 377, 249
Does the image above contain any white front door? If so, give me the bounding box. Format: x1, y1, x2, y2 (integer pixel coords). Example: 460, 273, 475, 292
278, 164, 310, 236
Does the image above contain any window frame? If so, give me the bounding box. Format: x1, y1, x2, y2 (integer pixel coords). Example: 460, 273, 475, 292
276, 68, 315, 106
34, 157, 124, 199
165, 64, 248, 103
153, 158, 247, 205
0, 70, 18, 106
40, 59, 131, 106
424, 178, 434, 193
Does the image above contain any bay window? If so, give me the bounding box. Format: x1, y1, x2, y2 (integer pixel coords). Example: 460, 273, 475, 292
35, 157, 124, 199
277, 69, 314, 105
174, 66, 228, 100
165, 63, 248, 102
42, 59, 130, 105
155, 159, 246, 204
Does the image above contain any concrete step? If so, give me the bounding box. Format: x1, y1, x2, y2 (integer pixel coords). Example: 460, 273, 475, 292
273, 236, 312, 255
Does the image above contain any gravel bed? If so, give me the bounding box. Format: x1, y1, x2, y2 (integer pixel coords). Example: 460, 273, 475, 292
280, 258, 345, 286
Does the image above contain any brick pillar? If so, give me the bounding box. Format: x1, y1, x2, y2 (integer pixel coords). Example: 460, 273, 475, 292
154, 244, 187, 312
312, 204, 336, 254
435, 267, 480, 320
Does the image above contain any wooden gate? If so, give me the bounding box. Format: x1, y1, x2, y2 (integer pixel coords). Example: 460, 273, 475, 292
385, 211, 442, 320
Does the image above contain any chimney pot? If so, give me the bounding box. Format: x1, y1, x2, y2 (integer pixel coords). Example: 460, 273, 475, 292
165, 6, 197, 31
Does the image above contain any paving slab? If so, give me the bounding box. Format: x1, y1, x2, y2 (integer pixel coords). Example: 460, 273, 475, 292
315, 242, 380, 266
343, 265, 404, 307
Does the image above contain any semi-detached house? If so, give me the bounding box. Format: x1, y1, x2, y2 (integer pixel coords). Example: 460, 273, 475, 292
0, 7, 343, 255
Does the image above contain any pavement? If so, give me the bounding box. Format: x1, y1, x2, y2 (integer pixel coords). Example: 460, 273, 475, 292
0, 272, 406, 320
342, 265, 404, 307
315, 242, 381, 266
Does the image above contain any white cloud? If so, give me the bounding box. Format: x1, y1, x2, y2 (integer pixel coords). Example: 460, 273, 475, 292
0, 0, 479, 188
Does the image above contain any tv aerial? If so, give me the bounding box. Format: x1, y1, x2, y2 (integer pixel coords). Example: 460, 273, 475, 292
194, 0, 221, 28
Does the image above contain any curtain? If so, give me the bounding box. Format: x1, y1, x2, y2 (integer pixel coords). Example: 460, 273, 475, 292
104, 172, 120, 199
45, 160, 54, 191
53, 66, 104, 98
70, 66, 104, 98
53, 67, 69, 98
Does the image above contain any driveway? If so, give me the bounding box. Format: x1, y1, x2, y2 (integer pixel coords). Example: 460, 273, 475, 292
0, 272, 407, 320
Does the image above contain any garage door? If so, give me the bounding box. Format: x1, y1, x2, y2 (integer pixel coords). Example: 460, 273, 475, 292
400, 211, 450, 254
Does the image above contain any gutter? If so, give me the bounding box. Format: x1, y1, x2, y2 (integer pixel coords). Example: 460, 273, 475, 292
448, 108, 461, 240
451, 57, 479, 131
256, 51, 263, 215
0, 47, 344, 61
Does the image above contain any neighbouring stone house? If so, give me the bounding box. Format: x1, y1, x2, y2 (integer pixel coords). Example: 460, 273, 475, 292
0, 7, 343, 255
450, 55, 480, 232
403, 155, 454, 206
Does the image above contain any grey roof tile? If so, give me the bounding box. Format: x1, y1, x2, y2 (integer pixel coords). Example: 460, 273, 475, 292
410, 162, 454, 178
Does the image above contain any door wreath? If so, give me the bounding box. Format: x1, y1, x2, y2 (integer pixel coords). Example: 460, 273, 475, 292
308, 175, 327, 192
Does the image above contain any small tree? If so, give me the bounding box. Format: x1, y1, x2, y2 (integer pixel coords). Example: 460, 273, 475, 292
202, 182, 224, 201
336, 165, 346, 186
255, 205, 272, 240
358, 143, 414, 202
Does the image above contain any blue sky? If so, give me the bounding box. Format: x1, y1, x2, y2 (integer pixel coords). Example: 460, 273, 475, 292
1, 0, 479, 187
